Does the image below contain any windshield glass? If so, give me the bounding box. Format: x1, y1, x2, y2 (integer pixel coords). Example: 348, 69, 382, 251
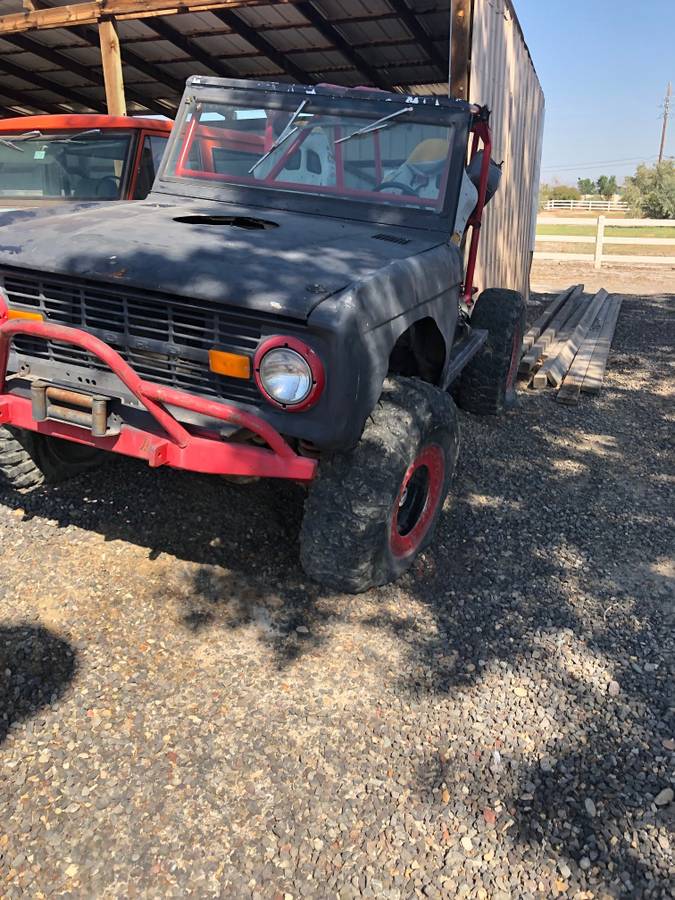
164, 97, 455, 212
0, 131, 133, 201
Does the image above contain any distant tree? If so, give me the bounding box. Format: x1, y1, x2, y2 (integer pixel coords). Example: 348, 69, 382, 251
596, 175, 618, 199
622, 161, 675, 219
538, 183, 552, 206
577, 178, 597, 195
540, 183, 581, 202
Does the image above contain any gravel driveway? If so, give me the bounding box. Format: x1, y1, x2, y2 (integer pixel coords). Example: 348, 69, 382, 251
1, 291, 673, 898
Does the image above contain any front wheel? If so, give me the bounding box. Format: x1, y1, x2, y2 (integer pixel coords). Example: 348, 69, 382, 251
300, 376, 460, 593
0, 427, 103, 493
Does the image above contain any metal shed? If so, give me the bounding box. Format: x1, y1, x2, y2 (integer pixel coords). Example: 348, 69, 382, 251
0, 0, 543, 297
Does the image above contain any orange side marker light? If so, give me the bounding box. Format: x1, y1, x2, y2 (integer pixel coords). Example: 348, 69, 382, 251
208, 349, 251, 379
8, 309, 44, 322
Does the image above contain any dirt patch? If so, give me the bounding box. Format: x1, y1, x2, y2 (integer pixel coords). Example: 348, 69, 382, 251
531, 258, 675, 295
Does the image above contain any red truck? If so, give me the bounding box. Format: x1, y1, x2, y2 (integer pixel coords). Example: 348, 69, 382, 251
0, 114, 172, 212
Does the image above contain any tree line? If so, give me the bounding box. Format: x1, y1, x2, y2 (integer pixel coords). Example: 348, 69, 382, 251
540, 160, 675, 218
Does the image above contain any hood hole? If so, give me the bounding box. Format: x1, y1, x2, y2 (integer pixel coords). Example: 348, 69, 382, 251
173, 215, 278, 230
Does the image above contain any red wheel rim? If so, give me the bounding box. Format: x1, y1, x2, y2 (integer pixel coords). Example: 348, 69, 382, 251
506, 322, 522, 391
390, 443, 445, 558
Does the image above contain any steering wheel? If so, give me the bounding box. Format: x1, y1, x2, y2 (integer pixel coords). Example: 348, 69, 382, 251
374, 180, 418, 196
96, 176, 121, 199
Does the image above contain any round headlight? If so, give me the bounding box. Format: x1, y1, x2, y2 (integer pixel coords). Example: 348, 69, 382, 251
258, 347, 312, 405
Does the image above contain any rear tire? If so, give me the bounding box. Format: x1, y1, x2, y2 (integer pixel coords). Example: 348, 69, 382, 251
457, 287, 525, 415
0, 427, 102, 493
300, 376, 460, 593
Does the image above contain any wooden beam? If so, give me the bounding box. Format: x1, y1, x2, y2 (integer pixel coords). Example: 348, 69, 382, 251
386, 0, 447, 78
28, 0, 181, 113
581, 297, 623, 394
521, 284, 579, 355
213, 9, 313, 83
538, 295, 588, 363
556, 296, 611, 405
74, 29, 181, 112
450, 0, 471, 99
3, 23, 174, 113
294, 2, 389, 90
3, 28, 174, 115
0, 55, 102, 111
146, 16, 238, 79
0, 1, 273, 36
518, 284, 583, 376
99, 17, 126, 115
536, 289, 609, 388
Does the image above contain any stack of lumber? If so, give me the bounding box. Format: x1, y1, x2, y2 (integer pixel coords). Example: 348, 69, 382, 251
519, 285, 622, 404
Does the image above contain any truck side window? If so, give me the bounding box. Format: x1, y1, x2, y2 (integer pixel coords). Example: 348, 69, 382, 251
133, 135, 169, 200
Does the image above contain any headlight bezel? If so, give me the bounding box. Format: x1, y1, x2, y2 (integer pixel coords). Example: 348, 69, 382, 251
253, 335, 325, 411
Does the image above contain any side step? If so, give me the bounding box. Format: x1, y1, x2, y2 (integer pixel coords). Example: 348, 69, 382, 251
445, 328, 488, 385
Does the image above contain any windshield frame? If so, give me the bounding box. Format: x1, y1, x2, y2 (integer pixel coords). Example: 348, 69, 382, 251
153, 78, 474, 233
0, 128, 136, 203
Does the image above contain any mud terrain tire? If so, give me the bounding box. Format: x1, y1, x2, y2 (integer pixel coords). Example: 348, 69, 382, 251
0, 426, 102, 492
457, 288, 525, 415
300, 376, 459, 593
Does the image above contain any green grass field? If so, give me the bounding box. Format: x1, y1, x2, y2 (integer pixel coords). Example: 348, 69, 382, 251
537, 224, 675, 238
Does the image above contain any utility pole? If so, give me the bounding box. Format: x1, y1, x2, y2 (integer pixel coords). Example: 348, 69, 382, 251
658, 82, 671, 163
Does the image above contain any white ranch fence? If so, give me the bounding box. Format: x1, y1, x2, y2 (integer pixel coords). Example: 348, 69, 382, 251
535, 216, 675, 269
543, 199, 629, 212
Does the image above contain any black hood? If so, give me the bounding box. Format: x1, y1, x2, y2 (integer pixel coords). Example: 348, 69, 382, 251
0, 198, 445, 320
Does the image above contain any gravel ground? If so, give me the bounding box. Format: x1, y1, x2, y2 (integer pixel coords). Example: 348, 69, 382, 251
0, 291, 673, 898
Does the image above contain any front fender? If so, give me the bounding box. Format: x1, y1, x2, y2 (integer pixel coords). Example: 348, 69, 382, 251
354, 244, 462, 417
308, 243, 463, 448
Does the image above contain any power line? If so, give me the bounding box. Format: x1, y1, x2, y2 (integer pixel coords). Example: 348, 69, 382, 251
658, 82, 671, 163
541, 155, 659, 173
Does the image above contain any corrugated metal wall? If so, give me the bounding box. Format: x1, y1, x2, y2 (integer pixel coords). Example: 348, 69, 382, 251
468, 0, 545, 299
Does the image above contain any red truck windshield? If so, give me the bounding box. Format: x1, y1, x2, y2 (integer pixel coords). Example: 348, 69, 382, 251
0, 130, 132, 201
165, 97, 455, 212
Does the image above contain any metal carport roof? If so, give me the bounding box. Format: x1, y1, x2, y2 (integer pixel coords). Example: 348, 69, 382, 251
0, 1, 453, 118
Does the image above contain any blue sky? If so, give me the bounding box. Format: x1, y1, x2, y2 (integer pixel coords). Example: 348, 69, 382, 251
515, 0, 674, 186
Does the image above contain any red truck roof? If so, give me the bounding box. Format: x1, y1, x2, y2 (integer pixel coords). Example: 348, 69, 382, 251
0, 114, 172, 133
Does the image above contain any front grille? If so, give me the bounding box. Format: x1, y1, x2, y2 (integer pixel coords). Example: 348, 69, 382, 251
1, 268, 299, 407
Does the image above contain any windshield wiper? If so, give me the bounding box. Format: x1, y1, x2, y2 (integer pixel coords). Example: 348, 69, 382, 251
52, 128, 102, 144
0, 130, 43, 153
248, 99, 308, 174
335, 107, 413, 145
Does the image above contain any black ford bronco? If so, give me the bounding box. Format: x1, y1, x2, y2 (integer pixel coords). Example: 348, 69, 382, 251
0, 78, 524, 592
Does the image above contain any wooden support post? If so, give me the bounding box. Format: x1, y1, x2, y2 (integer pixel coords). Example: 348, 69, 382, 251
594, 215, 605, 270
99, 17, 126, 117
450, 0, 472, 99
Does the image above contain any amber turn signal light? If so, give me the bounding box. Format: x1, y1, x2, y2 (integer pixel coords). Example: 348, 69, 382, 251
7, 308, 44, 322
208, 349, 251, 380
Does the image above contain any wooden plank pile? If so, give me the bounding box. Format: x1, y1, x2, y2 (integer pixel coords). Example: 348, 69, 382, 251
519, 285, 623, 404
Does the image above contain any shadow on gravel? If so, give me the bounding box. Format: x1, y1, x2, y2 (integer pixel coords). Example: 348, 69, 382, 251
0, 624, 77, 745
0, 294, 672, 893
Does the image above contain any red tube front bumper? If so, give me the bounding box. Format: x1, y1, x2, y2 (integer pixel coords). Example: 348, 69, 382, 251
0, 307, 317, 482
